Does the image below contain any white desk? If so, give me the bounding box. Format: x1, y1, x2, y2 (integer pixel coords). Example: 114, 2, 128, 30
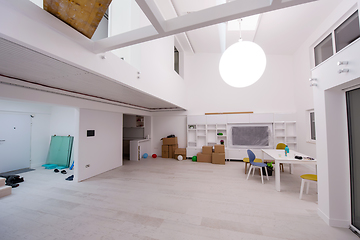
261, 149, 317, 192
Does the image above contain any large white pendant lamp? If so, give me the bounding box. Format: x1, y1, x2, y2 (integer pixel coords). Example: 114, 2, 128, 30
219, 20, 266, 88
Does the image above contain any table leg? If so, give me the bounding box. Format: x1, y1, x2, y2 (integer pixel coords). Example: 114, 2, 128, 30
275, 161, 281, 191
290, 164, 294, 174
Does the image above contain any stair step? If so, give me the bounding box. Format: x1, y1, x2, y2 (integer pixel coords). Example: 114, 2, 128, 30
0, 177, 5, 187
0, 185, 11, 198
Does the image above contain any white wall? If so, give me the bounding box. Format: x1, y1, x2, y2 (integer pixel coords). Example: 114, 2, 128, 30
49, 106, 79, 167
50, 106, 78, 137
294, 0, 359, 227
0, 99, 51, 168
30, 113, 51, 168
78, 109, 123, 181
183, 53, 296, 115
293, 44, 317, 158
152, 113, 187, 156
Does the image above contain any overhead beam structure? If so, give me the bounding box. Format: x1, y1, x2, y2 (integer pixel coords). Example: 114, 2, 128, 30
93, 0, 318, 53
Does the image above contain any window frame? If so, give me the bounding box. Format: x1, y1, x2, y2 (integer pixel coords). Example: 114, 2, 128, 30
312, 8, 360, 68
307, 109, 316, 144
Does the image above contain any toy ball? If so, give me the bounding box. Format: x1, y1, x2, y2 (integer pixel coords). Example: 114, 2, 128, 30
177, 155, 183, 161
143, 153, 148, 159
152, 154, 157, 158
192, 156, 197, 162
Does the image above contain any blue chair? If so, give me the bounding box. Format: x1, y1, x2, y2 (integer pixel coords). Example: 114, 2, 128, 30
246, 149, 269, 184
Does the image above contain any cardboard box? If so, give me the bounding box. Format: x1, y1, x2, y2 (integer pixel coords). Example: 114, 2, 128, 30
197, 153, 212, 163
162, 145, 169, 158
214, 144, 225, 153
174, 148, 186, 160
168, 144, 178, 158
174, 148, 186, 155
212, 153, 225, 164
202, 146, 213, 154
162, 137, 178, 145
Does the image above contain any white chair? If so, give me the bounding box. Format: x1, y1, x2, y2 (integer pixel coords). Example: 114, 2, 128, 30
299, 174, 317, 199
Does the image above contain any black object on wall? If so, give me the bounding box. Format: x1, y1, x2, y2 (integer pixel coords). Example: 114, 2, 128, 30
87, 130, 95, 137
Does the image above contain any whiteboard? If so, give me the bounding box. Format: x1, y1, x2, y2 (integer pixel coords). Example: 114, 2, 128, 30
228, 123, 273, 149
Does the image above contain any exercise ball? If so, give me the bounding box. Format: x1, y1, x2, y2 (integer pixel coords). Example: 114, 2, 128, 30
192, 156, 197, 162
143, 153, 148, 159
177, 155, 183, 161
152, 154, 157, 158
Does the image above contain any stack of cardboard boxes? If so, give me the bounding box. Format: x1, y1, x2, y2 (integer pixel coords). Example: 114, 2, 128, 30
196, 145, 225, 164
197, 146, 213, 163
212, 144, 225, 164
162, 137, 178, 158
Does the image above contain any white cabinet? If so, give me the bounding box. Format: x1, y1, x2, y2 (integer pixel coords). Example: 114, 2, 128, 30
187, 115, 297, 159
274, 121, 297, 150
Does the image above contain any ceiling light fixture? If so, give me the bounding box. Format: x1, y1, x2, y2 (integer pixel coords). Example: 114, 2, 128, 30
219, 19, 266, 88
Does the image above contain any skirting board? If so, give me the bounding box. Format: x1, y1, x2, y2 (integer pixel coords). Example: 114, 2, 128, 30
318, 208, 350, 228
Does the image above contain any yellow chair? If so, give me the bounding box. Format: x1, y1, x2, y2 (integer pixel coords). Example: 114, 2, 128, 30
299, 174, 317, 199
276, 143, 286, 172
243, 157, 263, 174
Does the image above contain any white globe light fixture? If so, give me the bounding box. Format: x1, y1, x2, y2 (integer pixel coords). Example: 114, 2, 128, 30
219, 20, 266, 88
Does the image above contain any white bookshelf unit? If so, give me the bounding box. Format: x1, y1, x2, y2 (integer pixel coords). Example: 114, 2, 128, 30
274, 121, 297, 150
186, 114, 297, 159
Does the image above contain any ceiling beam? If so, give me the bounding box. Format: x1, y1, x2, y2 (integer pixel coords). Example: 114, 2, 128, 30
93, 0, 318, 53
135, 0, 166, 34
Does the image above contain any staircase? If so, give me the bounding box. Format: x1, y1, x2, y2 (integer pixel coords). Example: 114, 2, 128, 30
0, 177, 11, 198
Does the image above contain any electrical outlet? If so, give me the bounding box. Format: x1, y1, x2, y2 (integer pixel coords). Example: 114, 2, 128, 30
85, 164, 90, 168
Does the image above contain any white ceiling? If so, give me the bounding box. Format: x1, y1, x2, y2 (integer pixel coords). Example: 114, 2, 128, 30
167, 0, 342, 54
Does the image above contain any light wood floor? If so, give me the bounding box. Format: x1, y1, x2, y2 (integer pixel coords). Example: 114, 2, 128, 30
0, 158, 357, 240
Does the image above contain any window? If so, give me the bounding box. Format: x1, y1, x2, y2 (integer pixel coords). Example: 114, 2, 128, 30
310, 111, 316, 141
174, 47, 179, 74
314, 34, 333, 66
314, 10, 360, 66
335, 10, 360, 52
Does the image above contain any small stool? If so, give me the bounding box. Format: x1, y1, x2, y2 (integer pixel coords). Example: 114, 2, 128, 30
243, 158, 262, 174
299, 174, 317, 199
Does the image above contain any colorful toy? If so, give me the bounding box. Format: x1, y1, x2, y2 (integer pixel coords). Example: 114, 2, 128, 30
192, 156, 197, 162
152, 154, 157, 158
143, 153, 148, 159
177, 155, 183, 161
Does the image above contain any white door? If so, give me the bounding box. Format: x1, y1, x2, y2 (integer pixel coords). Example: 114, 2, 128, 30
0, 113, 31, 173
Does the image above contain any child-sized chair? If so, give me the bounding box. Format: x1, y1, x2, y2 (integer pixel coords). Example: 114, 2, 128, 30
246, 149, 269, 184
299, 174, 317, 199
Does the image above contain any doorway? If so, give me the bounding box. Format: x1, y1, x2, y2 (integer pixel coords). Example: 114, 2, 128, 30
346, 87, 360, 235
0, 113, 31, 173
